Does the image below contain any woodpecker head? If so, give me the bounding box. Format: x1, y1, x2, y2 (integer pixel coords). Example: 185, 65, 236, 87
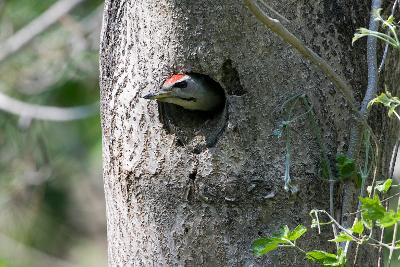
143, 74, 225, 111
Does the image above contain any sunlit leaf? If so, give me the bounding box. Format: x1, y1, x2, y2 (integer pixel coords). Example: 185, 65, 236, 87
368, 92, 400, 117
375, 179, 392, 193
306, 250, 345, 266
287, 225, 307, 241
252, 238, 279, 257
359, 195, 385, 223
278, 225, 290, 239
351, 218, 364, 235
329, 232, 353, 243
252, 225, 296, 257
387, 15, 395, 26
377, 210, 400, 228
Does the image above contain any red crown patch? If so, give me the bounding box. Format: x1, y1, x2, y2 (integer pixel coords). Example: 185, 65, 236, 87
163, 74, 186, 86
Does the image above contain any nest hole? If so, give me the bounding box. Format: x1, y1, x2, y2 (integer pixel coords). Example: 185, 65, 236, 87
158, 61, 244, 152
158, 74, 227, 151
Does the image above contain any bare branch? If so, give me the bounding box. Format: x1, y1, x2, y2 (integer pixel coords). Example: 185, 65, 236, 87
0, 232, 81, 267
0, 91, 98, 121
14, 4, 103, 96
0, 0, 85, 63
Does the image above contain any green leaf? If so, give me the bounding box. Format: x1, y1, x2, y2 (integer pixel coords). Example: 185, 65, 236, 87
375, 179, 392, 193
329, 232, 353, 242
336, 155, 355, 180
306, 249, 346, 266
351, 218, 364, 235
387, 15, 395, 26
336, 248, 347, 266
372, 8, 383, 20
306, 250, 341, 266
252, 225, 295, 257
352, 28, 369, 44
354, 173, 362, 188
377, 210, 400, 228
273, 225, 290, 240
359, 195, 385, 222
336, 155, 361, 187
369, 92, 391, 108
287, 225, 307, 241
252, 238, 279, 257
368, 92, 400, 117
306, 250, 337, 262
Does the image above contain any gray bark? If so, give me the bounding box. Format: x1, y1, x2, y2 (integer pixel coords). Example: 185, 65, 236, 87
100, 1, 391, 266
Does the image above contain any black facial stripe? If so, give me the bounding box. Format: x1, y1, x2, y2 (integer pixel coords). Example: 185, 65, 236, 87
177, 96, 196, 101
174, 81, 188, 88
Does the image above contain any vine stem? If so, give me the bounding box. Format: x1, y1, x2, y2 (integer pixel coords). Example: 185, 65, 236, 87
388, 107, 400, 265
378, 0, 399, 72
342, 0, 381, 257
314, 210, 398, 250
281, 240, 307, 254
244, 0, 356, 111
243, 0, 378, 247
243, 0, 379, 148
388, 196, 400, 265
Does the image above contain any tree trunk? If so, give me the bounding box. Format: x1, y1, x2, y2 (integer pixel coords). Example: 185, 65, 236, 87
99, 1, 391, 266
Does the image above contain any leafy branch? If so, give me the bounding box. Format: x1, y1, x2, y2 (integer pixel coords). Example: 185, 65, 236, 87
250, 0, 400, 265
252, 178, 399, 266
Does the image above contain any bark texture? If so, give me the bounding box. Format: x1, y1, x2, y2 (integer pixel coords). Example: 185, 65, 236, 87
100, 1, 390, 266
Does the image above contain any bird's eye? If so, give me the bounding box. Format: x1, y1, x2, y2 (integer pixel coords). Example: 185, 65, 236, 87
174, 81, 187, 88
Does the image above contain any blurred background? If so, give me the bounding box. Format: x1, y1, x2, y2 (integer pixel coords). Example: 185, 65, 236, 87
0, 0, 106, 266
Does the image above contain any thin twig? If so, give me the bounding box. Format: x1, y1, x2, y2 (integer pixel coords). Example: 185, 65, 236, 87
388, 195, 400, 265
244, 0, 357, 112
244, 0, 379, 159
301, 96, 338, 239
0, 91, 98, 121
380, 191, 400, 202
388, 111, 400, 265
314, 210, 396, 250
16, 3, 103, 96
378, 0, 399, 73
244, 0, 379, 250
389, 138, 400, 178
378, 194, 390, 267
0, 0, 85, 63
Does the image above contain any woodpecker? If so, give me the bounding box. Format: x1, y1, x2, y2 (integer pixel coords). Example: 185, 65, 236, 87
143, 74, 225, 111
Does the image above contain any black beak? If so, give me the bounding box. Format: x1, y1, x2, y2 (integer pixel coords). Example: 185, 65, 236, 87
142, 87, 173, 100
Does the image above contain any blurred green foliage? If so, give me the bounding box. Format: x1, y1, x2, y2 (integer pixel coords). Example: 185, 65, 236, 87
0, 1, 105, 266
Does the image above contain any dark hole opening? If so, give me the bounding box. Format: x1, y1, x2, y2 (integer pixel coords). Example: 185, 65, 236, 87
189, 170, 197, 181
158, 73, 228, 151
